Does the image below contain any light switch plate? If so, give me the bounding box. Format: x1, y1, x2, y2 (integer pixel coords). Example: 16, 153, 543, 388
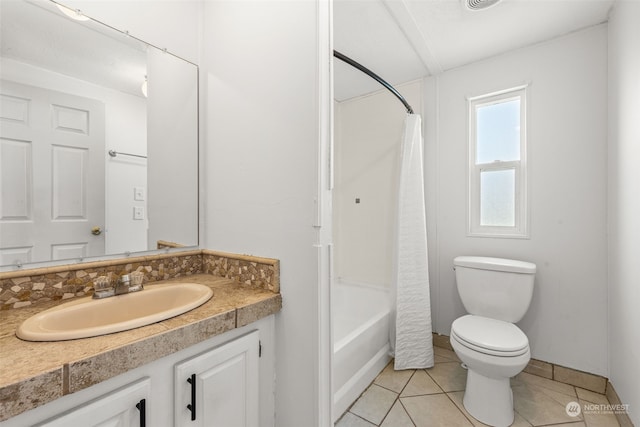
133, 206, 144, 220
134, 187, 145, 201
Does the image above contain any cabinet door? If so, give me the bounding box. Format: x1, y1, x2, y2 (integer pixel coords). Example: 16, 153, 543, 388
36, 378, 150, 427
175, 330, 259, 427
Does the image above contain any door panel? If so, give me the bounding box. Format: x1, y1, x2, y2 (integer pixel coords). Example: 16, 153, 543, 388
174, 331, 259, 427
0, 80, 105, 266
36, 378, 149, 427
51, 243, 87, 261
0, 137, 32, 220
52, 145, 87, 219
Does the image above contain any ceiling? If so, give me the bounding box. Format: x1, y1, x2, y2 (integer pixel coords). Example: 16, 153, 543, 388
334, 0, 615, 101
1, 0, 148, 97
2, 0, 615, 102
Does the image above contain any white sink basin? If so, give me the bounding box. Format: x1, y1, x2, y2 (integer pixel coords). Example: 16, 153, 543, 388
16, 283, 213, 342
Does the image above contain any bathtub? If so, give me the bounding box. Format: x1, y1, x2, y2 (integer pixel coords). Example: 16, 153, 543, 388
332, 280, 391, 421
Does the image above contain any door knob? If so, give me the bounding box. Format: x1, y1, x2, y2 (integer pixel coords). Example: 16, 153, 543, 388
91, 226, 102, 236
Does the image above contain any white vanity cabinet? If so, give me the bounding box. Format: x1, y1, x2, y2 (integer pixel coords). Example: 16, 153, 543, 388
35, 378, 150, 427
3, 315, 275, 427
174, 330, 259, 427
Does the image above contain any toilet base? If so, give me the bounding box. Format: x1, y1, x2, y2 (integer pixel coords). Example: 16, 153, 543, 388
463, 369, 514, 427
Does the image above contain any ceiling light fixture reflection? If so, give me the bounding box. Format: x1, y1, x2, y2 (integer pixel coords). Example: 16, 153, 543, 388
56, 4, 90, 21
463, 0, 502, 11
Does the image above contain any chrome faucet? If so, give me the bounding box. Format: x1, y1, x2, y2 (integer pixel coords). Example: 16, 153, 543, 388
93, 272, 144, 299
114, 274, 131, 295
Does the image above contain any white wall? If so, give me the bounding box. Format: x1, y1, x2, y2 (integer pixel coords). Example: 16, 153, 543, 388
201, 1, 331, 426
333, 81, 423, 287
426, 26, 609, 376
608, 1, 640, 423
146, 48, 198, 249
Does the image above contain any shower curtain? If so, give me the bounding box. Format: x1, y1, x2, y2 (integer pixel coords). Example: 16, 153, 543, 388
390, 113, 434, 370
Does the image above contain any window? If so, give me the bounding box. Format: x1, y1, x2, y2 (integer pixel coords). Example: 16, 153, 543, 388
468, 86, 528, 238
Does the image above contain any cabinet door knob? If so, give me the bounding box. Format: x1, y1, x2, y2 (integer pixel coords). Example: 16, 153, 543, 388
186, 373, 197, 421
136, 398, 146, 427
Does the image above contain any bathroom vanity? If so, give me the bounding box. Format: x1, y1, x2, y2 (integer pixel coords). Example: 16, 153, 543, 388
0, 252, 281, 426
1, 3, 282, 425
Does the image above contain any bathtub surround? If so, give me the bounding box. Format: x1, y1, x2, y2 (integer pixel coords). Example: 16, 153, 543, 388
0, 249, 279, 310
333, 81, 424, 287
333, 280, 391, 421
391, 114, 434, 370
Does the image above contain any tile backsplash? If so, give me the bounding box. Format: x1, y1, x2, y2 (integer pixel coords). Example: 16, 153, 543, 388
0, 250, 279, 310
202, 250, 280, 293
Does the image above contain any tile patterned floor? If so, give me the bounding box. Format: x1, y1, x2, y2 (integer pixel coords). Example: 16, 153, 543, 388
336, 347, 621, 427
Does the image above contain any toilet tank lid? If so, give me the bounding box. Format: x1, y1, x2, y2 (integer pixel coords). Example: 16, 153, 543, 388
454, 256, 536, 274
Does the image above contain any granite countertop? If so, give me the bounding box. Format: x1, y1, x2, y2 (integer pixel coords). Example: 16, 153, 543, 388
0, 274, 282, 421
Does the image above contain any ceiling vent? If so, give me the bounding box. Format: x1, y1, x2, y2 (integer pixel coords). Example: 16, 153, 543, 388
464, 0, 503, 11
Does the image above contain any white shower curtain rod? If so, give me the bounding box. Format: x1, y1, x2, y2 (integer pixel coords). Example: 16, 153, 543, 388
333, 50, 414, 114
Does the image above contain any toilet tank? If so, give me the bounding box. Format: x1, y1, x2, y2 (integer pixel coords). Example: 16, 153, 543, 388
454, 256, 536, 323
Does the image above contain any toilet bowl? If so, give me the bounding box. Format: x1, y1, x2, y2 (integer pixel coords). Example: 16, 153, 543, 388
451, 314, 530, 427
451, 256, 536, 427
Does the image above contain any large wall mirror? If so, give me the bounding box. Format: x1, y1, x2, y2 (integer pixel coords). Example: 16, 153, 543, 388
0, 0, 199, 271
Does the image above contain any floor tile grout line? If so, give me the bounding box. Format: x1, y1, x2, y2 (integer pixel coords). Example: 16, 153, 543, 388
424, 365, 455, 395
513, 397, 539, 427
348, 363, 414, 426
395, 368, 421, 426
377, 368, 416, 426
518, 372, 585, 398
373, 367, 417, 395
513, 383, 589, 427
434, 353, 460, 363
339, 376, 386, 425
346, 411, 378, 426
571, 385, 589, 425
443, 390, 477, 427
397, 396, 418, 427
535, 421, 586, 426
512, 407, 534, 427
376, 395, 399, 427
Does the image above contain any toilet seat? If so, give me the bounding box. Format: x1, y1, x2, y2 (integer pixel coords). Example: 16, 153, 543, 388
451, 315, 529, 357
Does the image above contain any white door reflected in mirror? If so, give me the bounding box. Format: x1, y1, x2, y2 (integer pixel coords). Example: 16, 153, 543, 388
0, 0, 199, 270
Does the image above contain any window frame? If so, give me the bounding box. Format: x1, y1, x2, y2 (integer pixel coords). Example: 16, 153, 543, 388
467, 85, 529, 239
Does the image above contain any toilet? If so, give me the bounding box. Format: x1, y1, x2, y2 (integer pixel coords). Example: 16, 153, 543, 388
451, 256, 536, 427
